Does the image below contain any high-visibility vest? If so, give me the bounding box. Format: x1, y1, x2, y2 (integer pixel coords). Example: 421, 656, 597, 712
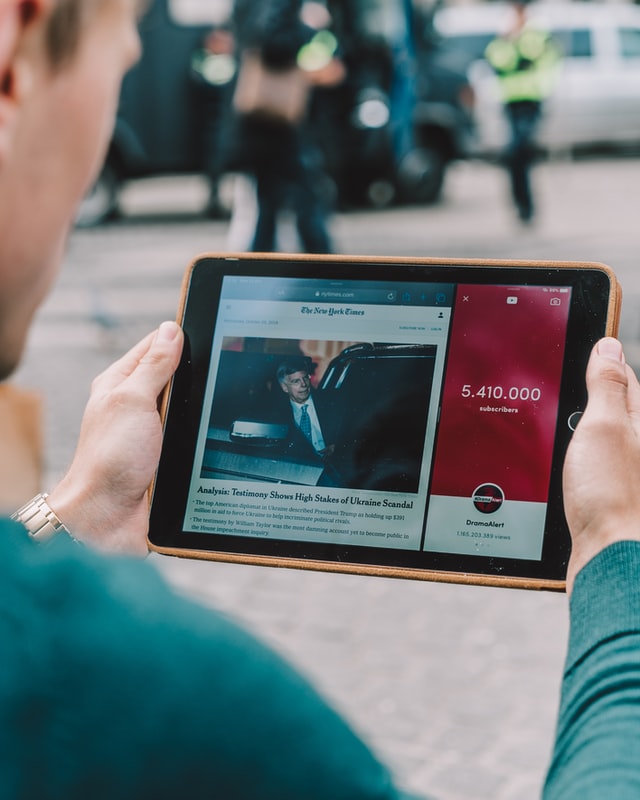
485, 28, 560, 103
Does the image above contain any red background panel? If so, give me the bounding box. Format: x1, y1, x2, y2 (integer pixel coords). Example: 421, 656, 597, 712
430, 284, 571, 503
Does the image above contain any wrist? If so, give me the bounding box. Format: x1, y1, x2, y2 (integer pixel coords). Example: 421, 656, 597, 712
566, 521, 640, 594
46, 479, 111, 550
47, 476, 151, 557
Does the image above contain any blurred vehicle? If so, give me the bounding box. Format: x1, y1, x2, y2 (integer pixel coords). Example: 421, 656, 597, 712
317, 0, 475, 208
77, 0, 234, 227
434, 1, 640, 157
77, 0, 474, 226
411, 15, 476, 203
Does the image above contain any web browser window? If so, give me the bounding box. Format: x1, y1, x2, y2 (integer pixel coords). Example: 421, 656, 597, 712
183, 275, 452, 551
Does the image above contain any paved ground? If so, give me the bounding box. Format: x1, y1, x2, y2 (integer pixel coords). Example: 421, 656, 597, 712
14, 156, 640, 799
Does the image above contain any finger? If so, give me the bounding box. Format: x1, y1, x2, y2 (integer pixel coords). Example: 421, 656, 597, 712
120, 321, 184, 402
625, 362, 640, 422
92, 329, 158, 394
583, 338, 629, 423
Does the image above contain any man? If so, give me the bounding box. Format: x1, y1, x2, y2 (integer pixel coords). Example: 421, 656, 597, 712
274, 357, 346, 486
276, 357, 335, 456
0, 0, 181, 554
0, 2, 415, 797
189, 24, 235, 219
222, 0, 339, 253
3, 2, 640, 798
484, 0, 559, 222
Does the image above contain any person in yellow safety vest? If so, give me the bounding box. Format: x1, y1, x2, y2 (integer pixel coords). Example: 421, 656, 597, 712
485, 0, 560, 222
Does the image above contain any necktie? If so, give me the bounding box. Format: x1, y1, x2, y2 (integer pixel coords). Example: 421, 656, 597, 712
300, 404, 312, 441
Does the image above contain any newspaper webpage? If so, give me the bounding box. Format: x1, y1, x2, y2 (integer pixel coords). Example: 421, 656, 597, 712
182, 276, 452, 551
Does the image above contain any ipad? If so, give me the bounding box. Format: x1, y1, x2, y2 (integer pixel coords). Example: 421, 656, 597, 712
148, 254, 621, 590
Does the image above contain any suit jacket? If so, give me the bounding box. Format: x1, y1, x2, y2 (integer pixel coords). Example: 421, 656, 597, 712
269, 389, 341, 463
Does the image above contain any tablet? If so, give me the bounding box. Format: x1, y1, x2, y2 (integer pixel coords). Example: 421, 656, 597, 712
148, 254, 621, 591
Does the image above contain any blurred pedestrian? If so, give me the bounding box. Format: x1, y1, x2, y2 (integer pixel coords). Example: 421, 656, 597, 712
190, 25, 236, 219
485, 0, 560, 222
381, 0, 420, 181
221, 0, 344, 253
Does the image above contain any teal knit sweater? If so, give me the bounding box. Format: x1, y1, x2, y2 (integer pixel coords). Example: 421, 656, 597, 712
0, 518, 417, 800
6, 514, 637, 799
545, 541, 640, 798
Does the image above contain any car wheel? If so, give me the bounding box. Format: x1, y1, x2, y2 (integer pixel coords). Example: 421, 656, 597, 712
396, 146, 446, 204
75, 162, 120, 227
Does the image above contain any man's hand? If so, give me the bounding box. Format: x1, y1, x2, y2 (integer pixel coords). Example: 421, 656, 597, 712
47, 321, 184, 555
563, 337, 640, 594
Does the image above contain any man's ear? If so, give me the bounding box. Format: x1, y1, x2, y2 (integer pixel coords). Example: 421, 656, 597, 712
0, 0, 50, 164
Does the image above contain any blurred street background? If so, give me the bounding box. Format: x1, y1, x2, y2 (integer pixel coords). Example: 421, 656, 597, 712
13, 0, 640, 798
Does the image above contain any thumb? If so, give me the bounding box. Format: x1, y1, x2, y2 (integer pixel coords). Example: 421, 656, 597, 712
583, 338, 629, 422
124, 321, 184, 401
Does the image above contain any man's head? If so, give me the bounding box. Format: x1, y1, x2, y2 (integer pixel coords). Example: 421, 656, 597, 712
0, 0, 142, 379
277, 358, 313, 405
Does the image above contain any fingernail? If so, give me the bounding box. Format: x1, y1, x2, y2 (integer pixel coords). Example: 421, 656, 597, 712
157, 321, 180, 342
597, 337, 624, 363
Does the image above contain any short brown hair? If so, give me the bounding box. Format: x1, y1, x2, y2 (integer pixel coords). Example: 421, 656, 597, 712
45, 0, 148, 67
45, 0, 104, 66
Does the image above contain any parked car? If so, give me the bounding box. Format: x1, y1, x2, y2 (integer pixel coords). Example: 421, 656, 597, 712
433, 1, 640, 156
77, 0, 475, 226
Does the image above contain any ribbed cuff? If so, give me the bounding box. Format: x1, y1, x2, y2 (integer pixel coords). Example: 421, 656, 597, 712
567, 541, 640, 672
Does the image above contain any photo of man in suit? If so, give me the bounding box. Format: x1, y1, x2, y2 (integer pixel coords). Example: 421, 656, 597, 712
201, 340, 435, 491
275, 357, 339, 463
273, 355, 353, 488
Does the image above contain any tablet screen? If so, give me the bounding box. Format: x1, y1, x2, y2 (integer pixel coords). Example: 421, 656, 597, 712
150, 256, 617, 585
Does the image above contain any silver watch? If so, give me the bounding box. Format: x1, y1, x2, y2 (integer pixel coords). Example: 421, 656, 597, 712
11, 493, 75, 543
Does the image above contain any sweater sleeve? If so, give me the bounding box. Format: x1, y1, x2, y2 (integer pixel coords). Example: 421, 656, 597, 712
544, 541, 640, 799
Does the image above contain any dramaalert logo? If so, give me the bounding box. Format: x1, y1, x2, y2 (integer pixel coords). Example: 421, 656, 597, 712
472, 483, 505, 514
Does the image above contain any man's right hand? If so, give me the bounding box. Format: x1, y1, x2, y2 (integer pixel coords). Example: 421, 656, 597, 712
47, 321, 184, 556
563, 337, 640, 594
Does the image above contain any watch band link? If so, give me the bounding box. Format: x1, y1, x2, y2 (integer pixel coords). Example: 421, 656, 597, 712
11, 493, 76, 543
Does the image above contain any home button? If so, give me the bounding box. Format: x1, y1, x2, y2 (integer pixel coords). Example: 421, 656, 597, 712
567, 411, 583, 431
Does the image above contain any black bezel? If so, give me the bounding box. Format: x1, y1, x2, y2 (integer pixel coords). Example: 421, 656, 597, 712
149, 255, 616, 585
